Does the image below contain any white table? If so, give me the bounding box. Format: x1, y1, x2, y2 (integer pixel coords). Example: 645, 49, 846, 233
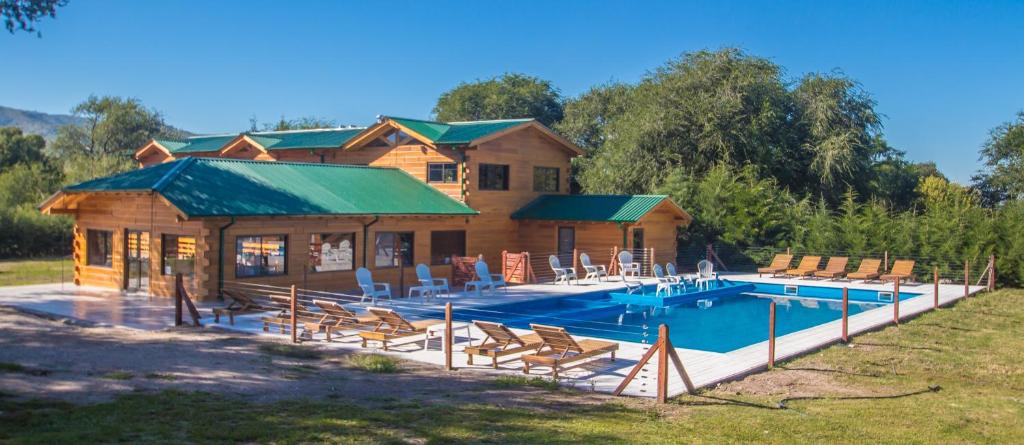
424, 321, 473, 353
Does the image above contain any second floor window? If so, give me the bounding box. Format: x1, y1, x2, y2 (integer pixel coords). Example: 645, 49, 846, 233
479, 163, 509, 191
428, 163, 458, 183
533, 166, 560, 192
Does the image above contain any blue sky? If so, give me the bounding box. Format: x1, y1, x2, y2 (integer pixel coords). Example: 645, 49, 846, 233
2, 0, 1022, 183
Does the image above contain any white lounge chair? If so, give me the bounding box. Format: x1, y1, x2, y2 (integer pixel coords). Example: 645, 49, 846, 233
652, 264, 676, 297
356, 267, 391, 304
548, 255, 578, 285
618, 250, 641, 278
665, 262, 694, 284
695, 260, 716, 291
464, 260, 508, 296
579, 253, 608, 281
411, 263, 450, 300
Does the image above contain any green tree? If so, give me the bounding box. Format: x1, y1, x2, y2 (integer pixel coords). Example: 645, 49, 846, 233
973, 111, 1024, 205
555, 82, 633, 153
252, 115, 338, 132
49, 95, 174, 158
2, 0, 66, 36
0, 126, 46, 168
433, 73, 564, 126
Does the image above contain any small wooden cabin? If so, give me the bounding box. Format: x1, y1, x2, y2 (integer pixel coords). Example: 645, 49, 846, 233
41, 117, 691, 300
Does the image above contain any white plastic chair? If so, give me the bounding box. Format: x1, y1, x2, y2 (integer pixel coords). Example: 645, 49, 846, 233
653, 264, 675, 297
356, 267, 391, 304
580, 252, 608, 281
618, 250, 641, 278
413, 263, 450, 300
548, 255, 578, 285
695, 260, 715, 290
464, 260, 508, 296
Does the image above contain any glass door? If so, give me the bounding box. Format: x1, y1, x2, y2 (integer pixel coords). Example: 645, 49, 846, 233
125, 230, 150, 292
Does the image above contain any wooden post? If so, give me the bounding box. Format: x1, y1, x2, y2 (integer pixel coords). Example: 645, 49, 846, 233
786, 247, 791, 255
964, 260, 969, 298
290, 285, 298, 344
893, 280, 900, 325
572, 248, 579, 274
610, 246, 619, 276
445, 302, 453, 371
768, 302, 776, 368
841, 287, 849, 343
934, 267, 940, 309
884, 251, 889, 272
501, 250, 507, 282
174, 273, 183, 326
657, 324, 669, 403
989, 254, 996, 291
650, 247, 655, 277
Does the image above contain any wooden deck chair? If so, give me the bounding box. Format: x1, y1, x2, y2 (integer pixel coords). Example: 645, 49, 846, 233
785, 256, 822, 277
305, 300, 378, 341
881, 260, 916, 284
814, 257, 849, 280
260, 295, 320, 334
358, 307, 444, 351
464, 321, 543, 368
521, 324, 618, 379
758, 254, 793, 277
847, 258, 882, 281
212, 289, 267, 325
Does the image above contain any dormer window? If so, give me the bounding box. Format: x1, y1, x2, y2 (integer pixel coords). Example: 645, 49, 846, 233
428, 163, 459, 183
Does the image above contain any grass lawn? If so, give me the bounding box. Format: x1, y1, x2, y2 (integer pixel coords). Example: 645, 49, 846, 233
1, 289, 1021, 444
0, 257, 72, 287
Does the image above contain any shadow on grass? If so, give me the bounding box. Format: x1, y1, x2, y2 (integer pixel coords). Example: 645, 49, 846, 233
852, 341, 943, 352
777, 365, 882, 378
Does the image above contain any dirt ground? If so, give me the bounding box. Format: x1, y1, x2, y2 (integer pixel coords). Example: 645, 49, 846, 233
0, 307, 628, 407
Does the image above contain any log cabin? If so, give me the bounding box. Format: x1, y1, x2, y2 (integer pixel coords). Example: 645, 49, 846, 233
40, 116, 691, 300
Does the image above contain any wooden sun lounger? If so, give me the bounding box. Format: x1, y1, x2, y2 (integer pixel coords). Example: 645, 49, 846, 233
212, 289, 267, 325
848, 258, 882, 281
785, 256, 822, 277
881, 260, 916, 284
521, 324, 618, 379
464, 321, 543, 368
358, 307, 444, 351
814, 257, 849, 279
757, 254, 793, 277
304, 300, 378, 341
260, 295, 321, 333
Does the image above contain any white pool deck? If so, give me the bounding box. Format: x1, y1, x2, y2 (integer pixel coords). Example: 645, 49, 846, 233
0, 275, 985, 399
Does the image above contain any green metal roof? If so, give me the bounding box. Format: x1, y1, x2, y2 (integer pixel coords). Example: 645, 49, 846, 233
511, 194, 682, 223
389, 117, 533, 145
63, 158, 478, 218
155, 128, 365, 154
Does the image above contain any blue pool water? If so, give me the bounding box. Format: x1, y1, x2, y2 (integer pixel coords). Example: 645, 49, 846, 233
455, 280, 919, 353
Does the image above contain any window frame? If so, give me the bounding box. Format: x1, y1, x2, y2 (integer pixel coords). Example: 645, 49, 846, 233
161, 233, 197, 277
533, 166, 560, 192
234, 234, 288, 278
478, 163, 510, 191
309, 232, 356, 273
374, 231, 415, 268
430, 230, 467, 265
86, 229, 113, 268
427, 162, 459, 184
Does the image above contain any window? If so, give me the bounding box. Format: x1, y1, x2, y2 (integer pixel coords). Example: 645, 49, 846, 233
533, 166, 560, 192
235, 235, 287, 278
430, 230, 466, 265
375, 232, 414, 268
428, 163, 458, 183
479, 164, 509, 190
162, 234, 196, 276
309, 233, 355, 272
86, 230, 113, 267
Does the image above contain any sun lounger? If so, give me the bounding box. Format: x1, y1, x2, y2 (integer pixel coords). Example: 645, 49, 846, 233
758, 254, 794, 277
521, 324, 618, 378
785, 256, 822, 277
305, 300, 379, 341
847, 258, 882, 281
464, 321, 544, 368
358, 307, 444, 351
814, 257, 849, 280
260, 295, 321, 334
881, 260, 916, 284
212, 289, 267, 325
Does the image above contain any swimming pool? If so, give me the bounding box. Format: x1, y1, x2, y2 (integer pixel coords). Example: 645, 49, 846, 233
456, 280, 920, 353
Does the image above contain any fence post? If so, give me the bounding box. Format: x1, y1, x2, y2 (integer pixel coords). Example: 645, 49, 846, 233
657, 324, 669, 403
610, 245, 619, 276
934, 266, 940, 309
445, 302, 453, 371
501, 250, 507, 282
884, 251, 889, 272
841, 287, 849, 343
768, 302, 776, 368
290, 285, 298, 344
893, 280, 900, 325
174, 273, 183, 326
650, 247, 655, 277
572, 248, 579, 274
964, 260, 969, 298
786, 247, 791, 255
989, 254, 996, 291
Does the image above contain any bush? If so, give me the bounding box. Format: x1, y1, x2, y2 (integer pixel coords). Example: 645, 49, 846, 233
345, 354, 401, 373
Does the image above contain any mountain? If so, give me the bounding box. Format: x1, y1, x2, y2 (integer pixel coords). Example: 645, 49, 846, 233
0, 105, 84, 139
